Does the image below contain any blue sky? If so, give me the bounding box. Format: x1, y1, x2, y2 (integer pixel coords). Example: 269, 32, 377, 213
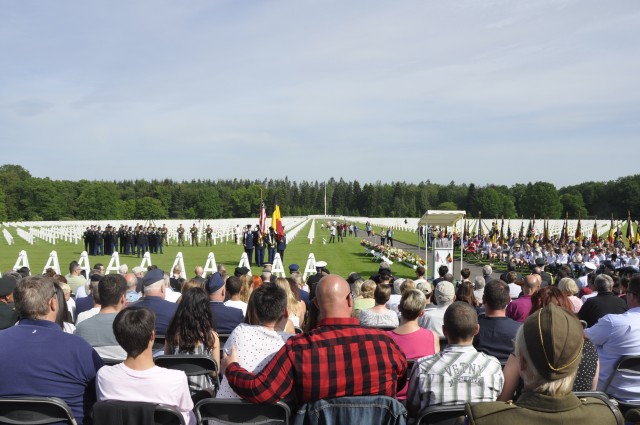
1, 0, 639, 188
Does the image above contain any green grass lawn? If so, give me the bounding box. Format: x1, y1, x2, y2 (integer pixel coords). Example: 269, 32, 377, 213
0, 221, 422, 280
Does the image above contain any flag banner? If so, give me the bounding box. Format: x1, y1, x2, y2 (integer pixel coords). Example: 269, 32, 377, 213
575, 218, 582, 242
272, 197, 284, 238
592, 222, 598, 244
259, 199, 267, 234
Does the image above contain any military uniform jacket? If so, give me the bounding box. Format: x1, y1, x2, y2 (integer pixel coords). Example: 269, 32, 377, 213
466, 391, 622, 425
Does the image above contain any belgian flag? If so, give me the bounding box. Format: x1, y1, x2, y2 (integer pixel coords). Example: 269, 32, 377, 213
591, 221, 598, 244
608, 217, 615, 245
575, 217, 582, 242
626, 212, 635, 246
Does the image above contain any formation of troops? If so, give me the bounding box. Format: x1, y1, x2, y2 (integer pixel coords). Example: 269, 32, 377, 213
82, 223, 226, 257
83, 224, 168, 257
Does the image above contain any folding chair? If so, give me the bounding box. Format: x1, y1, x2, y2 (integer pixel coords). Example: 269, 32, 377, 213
195, 398, 290, 425
154, 354, 220, 391
416, 404, 466, 425
601, 355, 640, 411
0, 396, 77, 425
293, 396, 405, 425
92, 400, 186, 425
573, 392, 624, 425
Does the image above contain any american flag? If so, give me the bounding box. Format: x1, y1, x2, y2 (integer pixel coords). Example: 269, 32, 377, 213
259, 199, 267, 234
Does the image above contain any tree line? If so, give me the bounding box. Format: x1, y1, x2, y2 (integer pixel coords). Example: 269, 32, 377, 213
0, 164, 638, 222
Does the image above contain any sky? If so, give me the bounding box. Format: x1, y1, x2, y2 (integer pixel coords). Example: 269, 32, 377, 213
1, 0, 639, 188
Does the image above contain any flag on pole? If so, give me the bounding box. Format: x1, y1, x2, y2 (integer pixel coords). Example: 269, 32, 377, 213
477, 213, 483, 238
499, 218, 505, 245
626, 212, 634, 246
507, 222, 512, 240
635, 220, 640, 245
591, 221, 598, 244
519, 220, 525, 240
543, 219, 549, 244
608, 217, 615, 245
575, 217, 582, 242
271, 196, 284, 238
527, 218, 535, 244
258, 196, 267, 235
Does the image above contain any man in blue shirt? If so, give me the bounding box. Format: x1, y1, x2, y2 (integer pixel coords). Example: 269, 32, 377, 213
0, 275, 103, 425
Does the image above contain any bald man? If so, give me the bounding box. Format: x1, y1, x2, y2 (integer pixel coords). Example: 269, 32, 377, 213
222, 275, 407, 406
505, 274, 541, 323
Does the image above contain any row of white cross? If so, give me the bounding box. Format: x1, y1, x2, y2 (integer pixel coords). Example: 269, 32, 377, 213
3, 249, 322, 282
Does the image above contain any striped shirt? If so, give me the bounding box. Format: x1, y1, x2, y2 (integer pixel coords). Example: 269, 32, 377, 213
407, 344, 503, 415
225, 317, 407, 406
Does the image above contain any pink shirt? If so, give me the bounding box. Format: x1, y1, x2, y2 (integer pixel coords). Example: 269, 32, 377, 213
505, 295, 533, 323
387, 328, 436, 400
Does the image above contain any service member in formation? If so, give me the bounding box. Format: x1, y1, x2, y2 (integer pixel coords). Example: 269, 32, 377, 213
243, 225, 254, 266
155, 227, 163, 254
161, 224, 169, 246
177, 224, 186, 246
265, 227, 277, 264
205, 225, 214, 247
148, 226, 157, 254
190, 223, 199, 246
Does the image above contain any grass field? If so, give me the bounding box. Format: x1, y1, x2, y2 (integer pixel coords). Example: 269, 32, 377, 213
0, 221, 423, 280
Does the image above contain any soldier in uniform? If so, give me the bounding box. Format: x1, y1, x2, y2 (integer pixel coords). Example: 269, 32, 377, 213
205, 225, 213, 247
161, 224, 168, 247
156, 227, 163, 254
148, 226, 157, 254
177, 224, 185, 246
277, 228, 287, 262
190, 223, 199, 246
83, 227, 90, 253
465, 304, 621, 425
88, 225, 96, 256
95, 226, 104, 256
125, 226, 134, 255
104, 225, 113, 256
118, 225, 126, 254
135, 226, 143, 258
243, 225, 254, 266
265, 227, 277, 264
253, 225, 264, 267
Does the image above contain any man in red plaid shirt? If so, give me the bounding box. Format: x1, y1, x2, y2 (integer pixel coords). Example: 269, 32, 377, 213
221, 274, 407, 405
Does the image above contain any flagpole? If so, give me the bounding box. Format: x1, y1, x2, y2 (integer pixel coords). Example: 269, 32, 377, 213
324, 181, 327, 216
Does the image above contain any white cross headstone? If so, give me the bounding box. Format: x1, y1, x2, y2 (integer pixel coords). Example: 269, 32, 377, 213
42, 251, 61, 275
13, 250, 30, 273
302, 253, 317, 281
139, 251, 152, 269
78, 251, 91, 277
171, 252, 187, 279
106, 252, 121, 274
238, 252, 252, 276
203, 252, 218, 277
272, 253, 286, 278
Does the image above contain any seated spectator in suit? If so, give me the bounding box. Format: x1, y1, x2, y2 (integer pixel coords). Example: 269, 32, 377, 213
97, 308, 195, 425
578, 273, 628, 328
207, 272, 244, 334
0, 275, 103, 425
474, 280, 521, 363
407, 302, 503, 418
388, 289, 440, 401
217, 282, 293, 398
75, 274, 128, 360
129, 268, 178, 335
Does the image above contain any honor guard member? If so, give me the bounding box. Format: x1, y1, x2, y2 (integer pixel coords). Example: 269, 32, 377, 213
148, 226, 157, 254
243, 225, 254, 266
156, 227, 163, 254
89, 225, 97, 256
95, 226, 104, 256
177, 224, 185, 246
161, 224, 168, 246
118, 225, 126, 254
83, 227, 91, 253
190, 223, 199, 246
253, 225, 265, 267
205, 225, 214, 247
125, 227, 135, 255
277, 228, 287, 262
266, 227, 277, 264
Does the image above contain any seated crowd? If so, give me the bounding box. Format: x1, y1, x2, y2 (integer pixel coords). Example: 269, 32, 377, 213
0, 248, 636, 425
